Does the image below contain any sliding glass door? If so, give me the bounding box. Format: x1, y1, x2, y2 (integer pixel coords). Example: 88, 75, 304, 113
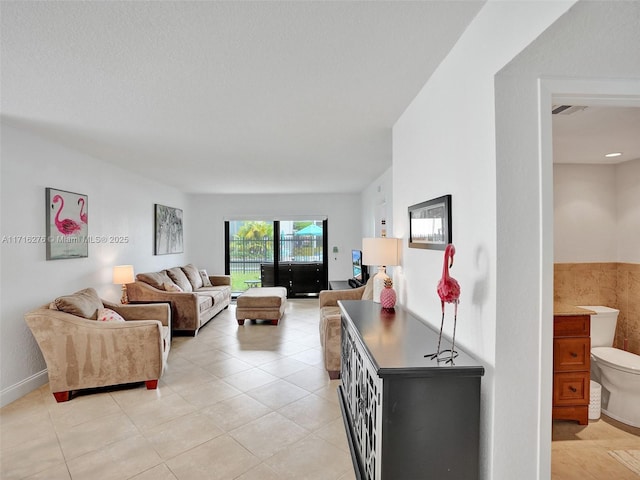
225, 219, 328, 296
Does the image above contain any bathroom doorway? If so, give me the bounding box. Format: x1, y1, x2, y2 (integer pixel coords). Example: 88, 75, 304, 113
547, 84, 640, 476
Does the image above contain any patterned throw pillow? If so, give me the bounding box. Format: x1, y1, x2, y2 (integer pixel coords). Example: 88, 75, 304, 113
163, 281, 183, 292
97, 308, 125, 322
199, 269, 213, 287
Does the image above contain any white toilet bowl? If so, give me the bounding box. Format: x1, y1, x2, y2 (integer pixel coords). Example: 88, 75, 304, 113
591, 347, 640, 427
581, 305, 640, 428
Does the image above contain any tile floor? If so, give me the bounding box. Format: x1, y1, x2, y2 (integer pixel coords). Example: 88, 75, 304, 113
3, 298, 639, 479
0, 299, 355, 480
552, 416, 640, 478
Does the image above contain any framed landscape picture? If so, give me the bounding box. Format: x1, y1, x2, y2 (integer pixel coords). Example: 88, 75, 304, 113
154, 204, 183, 255
408, 195, 452, 250
46, 187, 88, 260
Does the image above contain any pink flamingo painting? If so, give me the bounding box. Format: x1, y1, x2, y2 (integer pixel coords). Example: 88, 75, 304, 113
426, 243, 461, 363
52, 194, 82, 235
78, 198, 88, 224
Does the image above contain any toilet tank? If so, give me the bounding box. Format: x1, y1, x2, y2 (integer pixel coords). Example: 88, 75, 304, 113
579, 305, 619, 348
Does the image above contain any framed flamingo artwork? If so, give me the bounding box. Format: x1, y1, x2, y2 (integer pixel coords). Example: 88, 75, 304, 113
45, 187, 88, 260
408, 194, 452, 250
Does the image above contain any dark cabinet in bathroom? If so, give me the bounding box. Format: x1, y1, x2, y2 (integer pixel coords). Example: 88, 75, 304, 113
552, 313, 591, 425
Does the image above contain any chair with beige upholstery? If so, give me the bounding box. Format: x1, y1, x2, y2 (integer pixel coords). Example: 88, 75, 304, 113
24, 288, 171, 402
318, 279, 373, 379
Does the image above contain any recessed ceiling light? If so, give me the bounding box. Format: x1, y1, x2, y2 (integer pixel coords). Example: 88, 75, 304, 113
605, 152, 622, 158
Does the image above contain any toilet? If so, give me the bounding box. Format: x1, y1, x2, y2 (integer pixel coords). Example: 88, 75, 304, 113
580, 305, 640, 427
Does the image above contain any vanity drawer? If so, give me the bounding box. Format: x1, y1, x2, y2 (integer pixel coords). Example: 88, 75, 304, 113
553, 315, 590, 337
554, 338, 590, 371
553, 372, 589, 406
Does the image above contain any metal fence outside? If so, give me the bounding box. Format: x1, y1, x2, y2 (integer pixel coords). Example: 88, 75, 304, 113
228, 235, 323, 276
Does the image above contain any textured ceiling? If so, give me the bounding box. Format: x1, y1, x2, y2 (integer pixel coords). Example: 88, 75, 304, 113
1, 1, 485, 194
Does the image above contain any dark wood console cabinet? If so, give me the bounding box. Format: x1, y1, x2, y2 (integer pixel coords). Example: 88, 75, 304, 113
261, 262, 326, 297
338, 300, 484, 480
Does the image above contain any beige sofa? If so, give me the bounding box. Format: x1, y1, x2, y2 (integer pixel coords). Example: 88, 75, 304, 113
25, 288, 171, 402
127, 264, 231, 335
318, 279, 373, 379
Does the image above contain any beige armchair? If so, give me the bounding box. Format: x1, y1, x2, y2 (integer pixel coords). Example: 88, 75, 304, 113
318, 279, 373, 379
24, 288, 171, 402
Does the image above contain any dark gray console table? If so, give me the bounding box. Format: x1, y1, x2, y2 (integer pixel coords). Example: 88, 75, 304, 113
338, 300, 484, 480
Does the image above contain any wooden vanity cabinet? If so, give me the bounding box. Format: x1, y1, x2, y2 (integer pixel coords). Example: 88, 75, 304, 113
552, 314, 590, 425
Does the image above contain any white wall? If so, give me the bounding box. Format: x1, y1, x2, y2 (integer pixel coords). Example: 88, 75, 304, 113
186, 193, 362, 283
616, 158, 640, 262
360, 167, 393, 238
0, 124, 188, 406
554, 159, 640, 263
393, 1, 578, 479
554, 164, 617, 262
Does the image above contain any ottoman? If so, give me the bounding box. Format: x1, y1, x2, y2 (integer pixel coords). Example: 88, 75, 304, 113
236, 287, 287, 325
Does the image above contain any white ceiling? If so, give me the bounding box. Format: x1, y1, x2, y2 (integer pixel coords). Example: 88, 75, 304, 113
1, 0, 484, 194
552, 105, 640, 165
4, 3, 636, 196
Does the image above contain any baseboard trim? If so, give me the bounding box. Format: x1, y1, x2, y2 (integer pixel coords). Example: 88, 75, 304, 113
0, 369, 48, 407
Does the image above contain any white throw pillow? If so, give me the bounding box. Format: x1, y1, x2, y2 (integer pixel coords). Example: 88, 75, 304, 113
97, 308, 125, 322
199, 269, 213, 287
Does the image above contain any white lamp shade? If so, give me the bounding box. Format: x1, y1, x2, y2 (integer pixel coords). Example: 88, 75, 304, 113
113, 265, 135, 284
362, 237, 399, 267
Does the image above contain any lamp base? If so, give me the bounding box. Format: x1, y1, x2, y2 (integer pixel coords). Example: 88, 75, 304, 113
372, 266, 389, 303
120, 285, 129, 304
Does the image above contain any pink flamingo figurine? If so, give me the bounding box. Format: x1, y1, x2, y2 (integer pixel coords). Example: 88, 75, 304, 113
425, 243, 461, 363
52, 195, 81, 235
78, 198, 88, 224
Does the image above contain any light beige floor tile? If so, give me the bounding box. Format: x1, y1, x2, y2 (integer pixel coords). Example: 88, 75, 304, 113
264, 434, 353, 480
56, 411, 139, 460
234, 463, 282, 480
24, 462, 71, 480
313, 379, 342, 404
288, 347, 324, 367
315, 417, 350, 452
258, 356, 309, 378
202, 357, 254, 378
143, 411, 224, 459
0, 434, 66, 480
222, 368, 278, 392
178, 378, 242, 408
0, 412, 58, 452
200, 393, 271, 432
166, 434, 260, 480
246, 379, 309, 410
66, 434, 162, 480
279, 393, 341, 431
229, 411, 309, 459
284, 365, 331, 392
120, 391, 198, 431
130, 463, 178, 480
47, 391, 122, 430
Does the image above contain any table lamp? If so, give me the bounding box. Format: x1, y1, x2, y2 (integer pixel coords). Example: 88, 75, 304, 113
362, 237, 399, 303
113, 265, 135, 304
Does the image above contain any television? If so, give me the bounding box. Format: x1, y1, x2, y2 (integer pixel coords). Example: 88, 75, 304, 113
352, 249, 368, 286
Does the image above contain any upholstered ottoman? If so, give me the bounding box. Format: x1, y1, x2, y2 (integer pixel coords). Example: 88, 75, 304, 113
236, 287, 287, 325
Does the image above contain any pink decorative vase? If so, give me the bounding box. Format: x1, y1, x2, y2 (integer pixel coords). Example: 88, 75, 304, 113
380, 286, 396, 309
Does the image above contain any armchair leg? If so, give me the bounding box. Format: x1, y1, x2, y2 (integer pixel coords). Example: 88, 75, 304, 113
145, 380, 158, 390
328, 370, 340, 380
53, 391, 70, 403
